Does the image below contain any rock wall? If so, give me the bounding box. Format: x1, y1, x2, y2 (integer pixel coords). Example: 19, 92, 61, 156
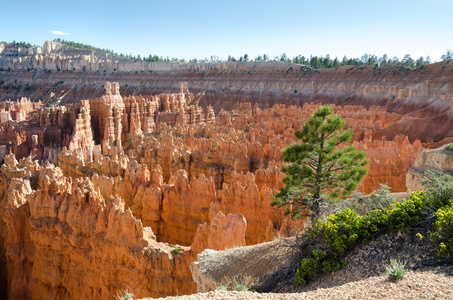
0, 155, 191, 299
406, 145, 453, 191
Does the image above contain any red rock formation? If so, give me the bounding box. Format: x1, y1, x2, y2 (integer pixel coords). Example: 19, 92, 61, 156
0, 80, 434, 299
0, 102, 79, 163
0, 97, 41, 121
354, 135, 423, 193
67, 100, 95, 160
191, 211, 247, 254
89, 81, 126, 152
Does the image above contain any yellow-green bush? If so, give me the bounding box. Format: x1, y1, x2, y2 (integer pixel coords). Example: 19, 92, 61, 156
432, 201, 453, 258
294, 171, 453, 286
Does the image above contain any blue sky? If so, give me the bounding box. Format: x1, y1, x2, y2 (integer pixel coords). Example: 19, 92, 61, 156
2, 0, 452, 61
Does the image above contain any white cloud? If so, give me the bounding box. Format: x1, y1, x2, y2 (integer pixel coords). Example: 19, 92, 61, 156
52, 30, 70, 35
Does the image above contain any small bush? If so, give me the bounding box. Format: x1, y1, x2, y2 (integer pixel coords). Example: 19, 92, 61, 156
385, 259, 407, 281
217, 274, 255, 291
116, 290, 134, 300
352, 184, 395, 214
171, 247, 180, 255
294, 258, 316, 286
432, 202, 453, 258
234, 284, 249, 291
445, 143, 453, 151
322, 258, 345, 274
421, 170, 453, 208
294, 250, 345, 286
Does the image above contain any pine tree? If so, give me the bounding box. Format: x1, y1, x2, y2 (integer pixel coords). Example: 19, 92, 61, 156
271, 105, 368, 224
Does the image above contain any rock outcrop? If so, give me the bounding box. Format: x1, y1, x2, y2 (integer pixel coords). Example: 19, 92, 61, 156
0, 97, 41, 122
406, 145, 453, 191
190, 237, 303, 293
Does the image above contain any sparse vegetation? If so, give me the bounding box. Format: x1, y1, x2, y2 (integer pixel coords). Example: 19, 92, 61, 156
115, 290, 134, 300
45, 97, 60, 107
234, 284, 249, 291
171, 247, 180, 255
351, 184, 396, 214
127, 132, 133, 145
293, 170, 453, 286
445, 143, 453, 151
433, 203, 453, 258
385, 259, 407, 281
217, 274, 255, 292
0, 40, 36, 48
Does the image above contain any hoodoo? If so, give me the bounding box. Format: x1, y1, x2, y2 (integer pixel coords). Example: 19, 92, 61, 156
1, 42, 453, 299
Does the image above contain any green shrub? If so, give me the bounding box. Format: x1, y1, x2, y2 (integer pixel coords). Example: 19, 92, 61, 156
385, 259, 407, 281
216, 285, 227, 291
234, 284, 249, 291
316, 190, 433, 256
127, 132, 133, 145
432, 201, 453, 258
385, 191, 427, 232
421, 170, 453, 208
294, 258, 316, 286
171, 247, 180, 255
297, 191, 432, 285
445, 144, 453, 151
294, 250, 345, 286
322, 258, 345, 274
352, 184, 395, 214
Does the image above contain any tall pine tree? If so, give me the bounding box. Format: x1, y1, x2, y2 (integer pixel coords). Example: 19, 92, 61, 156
271, 105, 368, 224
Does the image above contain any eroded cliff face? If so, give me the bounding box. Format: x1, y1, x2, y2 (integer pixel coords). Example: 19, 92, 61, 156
1, 42, 453, 145
0, 79, 434, 299
0, 154, 199, 299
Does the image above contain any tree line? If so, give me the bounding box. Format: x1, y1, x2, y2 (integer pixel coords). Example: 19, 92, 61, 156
1, 40, 36, 48
53, 39, 181, 62
2, 40, 452, 69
